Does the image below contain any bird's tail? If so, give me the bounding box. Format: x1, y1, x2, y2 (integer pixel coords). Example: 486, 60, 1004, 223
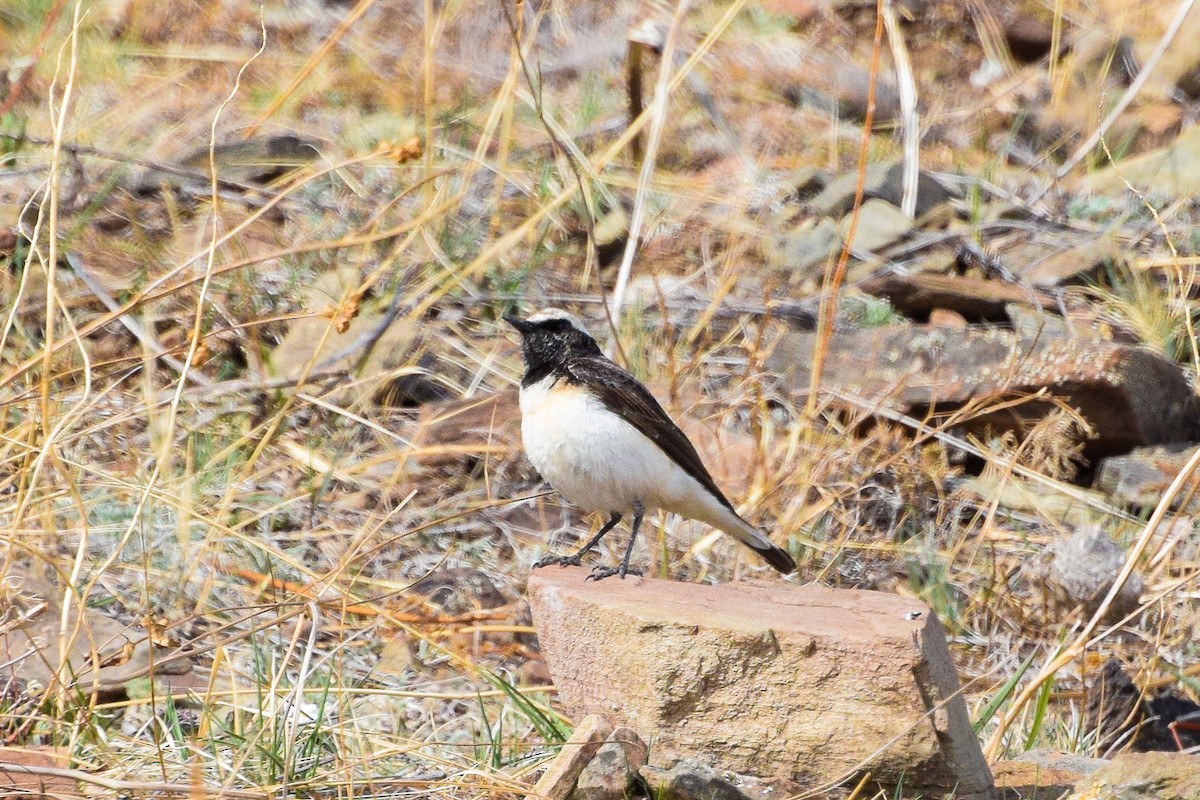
720, 511, 796, 575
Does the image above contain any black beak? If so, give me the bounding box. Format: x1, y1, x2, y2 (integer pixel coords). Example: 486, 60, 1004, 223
503, 314, 531, 334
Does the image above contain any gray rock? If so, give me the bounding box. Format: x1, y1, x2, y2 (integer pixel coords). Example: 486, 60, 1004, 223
1048, 524, 1144, 621
609, 727, 648, 772
1066, 752, 1200, 800
996, 233, 1121, 286
1095, 443, 1200, 513
638, 763, 757, 800
1014, 748, 1107, 777
765, 217, 841, 273
841, 198, 915, 253
992, 749, 1103, 798
410, 567, 508, 613
786, 166, 827, 202
809, 162, 954, 218
530, 715, 613, 800
782, 60, 901, 125
1080, 125, 1200, 197
571, 728, 648, 800
1006, 304, 1074, 339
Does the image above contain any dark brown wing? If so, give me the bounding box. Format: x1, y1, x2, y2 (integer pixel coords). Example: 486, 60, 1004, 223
564, 356, 735, 512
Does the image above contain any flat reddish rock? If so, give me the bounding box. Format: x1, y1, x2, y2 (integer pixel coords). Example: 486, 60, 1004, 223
529, 714, 612, 800
527, 568, 994, 798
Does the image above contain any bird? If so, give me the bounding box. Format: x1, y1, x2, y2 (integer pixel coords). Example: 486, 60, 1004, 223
504, 308, 796, 581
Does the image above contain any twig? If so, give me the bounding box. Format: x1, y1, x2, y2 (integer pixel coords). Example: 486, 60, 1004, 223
608, 1, 693, 345
627, 33, 646, 163
804, 0, 885, 419
64, 253, 212, 386
882, 0, 919, 218
14, 135, 290, 197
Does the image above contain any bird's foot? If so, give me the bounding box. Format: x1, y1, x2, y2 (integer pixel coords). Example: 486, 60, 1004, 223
585, 564, 642, 582
533, 553, 584, 569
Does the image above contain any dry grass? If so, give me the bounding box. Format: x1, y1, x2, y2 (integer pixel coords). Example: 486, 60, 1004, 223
2, 0, 1200, 797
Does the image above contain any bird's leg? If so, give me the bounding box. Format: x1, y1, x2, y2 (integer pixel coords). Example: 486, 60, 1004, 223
534, 513, 622, 569
588, 502, 644, 581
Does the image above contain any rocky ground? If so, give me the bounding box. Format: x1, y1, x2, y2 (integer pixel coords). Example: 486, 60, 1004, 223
2, 0, 1200, 798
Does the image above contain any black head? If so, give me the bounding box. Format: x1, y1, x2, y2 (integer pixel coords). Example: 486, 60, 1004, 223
504, 309, 602, 378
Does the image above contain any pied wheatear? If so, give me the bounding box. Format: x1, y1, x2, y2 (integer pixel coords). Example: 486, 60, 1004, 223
505, 309, 796, 580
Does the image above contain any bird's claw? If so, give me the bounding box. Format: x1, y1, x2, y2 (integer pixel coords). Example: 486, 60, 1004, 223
534, 554, 583, 569
585, 565, 642, 582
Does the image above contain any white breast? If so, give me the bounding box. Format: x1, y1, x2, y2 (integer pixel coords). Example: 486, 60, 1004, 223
517, 376, 734, 527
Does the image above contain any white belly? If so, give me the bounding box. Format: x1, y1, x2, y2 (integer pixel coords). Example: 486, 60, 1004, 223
518, 377, 717, 519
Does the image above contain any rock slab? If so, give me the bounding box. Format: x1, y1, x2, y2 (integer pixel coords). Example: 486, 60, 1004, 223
572, 727, 648, 800
531, 715, 612, 800
1065, 752, 1200, 800
769, 326, 1199, 458
527, 567, 994, 797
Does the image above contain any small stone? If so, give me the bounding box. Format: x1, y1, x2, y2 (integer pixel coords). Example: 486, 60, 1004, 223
1094, 443, 1200, 513
517, 657, 553, 687
530, 715, 613, 800
1047, 524, 1143, 621
639, 762, 755, 800
1079, 125, 1200, 197
841, 198, 914, 253
809, 162, 953, 218
410, 567, 508, 614
609, 727, 648, 773
765, 217, 841, 273
1006, 305, 1073, 339
571, 728, 648, 800
783, 60, 902, 124
928, 308, 969, 328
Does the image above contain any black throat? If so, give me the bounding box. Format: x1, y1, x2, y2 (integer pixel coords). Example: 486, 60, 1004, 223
517, 322, 602, 388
